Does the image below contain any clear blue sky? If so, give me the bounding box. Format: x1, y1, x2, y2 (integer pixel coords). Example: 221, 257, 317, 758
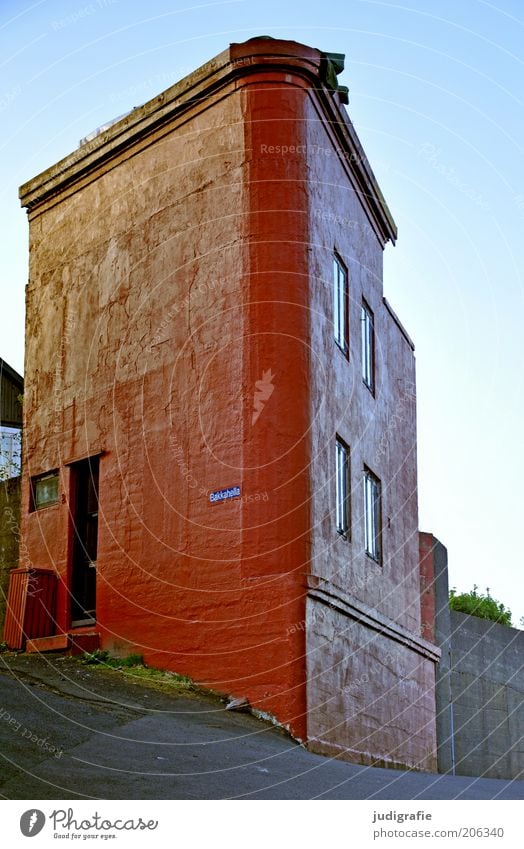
1, 0, 523, 623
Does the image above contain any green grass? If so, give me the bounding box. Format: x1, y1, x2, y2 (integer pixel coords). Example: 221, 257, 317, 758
80, 649, 195, 692
82, 649, 144, 668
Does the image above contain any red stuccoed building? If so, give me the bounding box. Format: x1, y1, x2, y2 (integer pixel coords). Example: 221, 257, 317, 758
8, 37, 440, 770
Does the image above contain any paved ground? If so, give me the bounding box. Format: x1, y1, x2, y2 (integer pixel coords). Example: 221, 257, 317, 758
0, 652, 523, 800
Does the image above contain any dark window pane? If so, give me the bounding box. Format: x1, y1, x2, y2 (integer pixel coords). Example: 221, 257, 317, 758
33, 473, 59, 509
364, 468, 381, 562
333, 256, 348, 354
361, 302, 374, 391
336, 438, 350, 535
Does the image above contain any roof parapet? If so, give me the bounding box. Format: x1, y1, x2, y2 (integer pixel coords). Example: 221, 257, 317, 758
19, 36, 396, 244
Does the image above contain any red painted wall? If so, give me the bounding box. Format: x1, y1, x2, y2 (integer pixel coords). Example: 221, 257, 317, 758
19, 41, 324, 740
419, 531, 437, 644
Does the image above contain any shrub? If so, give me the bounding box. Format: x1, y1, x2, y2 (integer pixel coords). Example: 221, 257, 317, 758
449, 585, 512, 627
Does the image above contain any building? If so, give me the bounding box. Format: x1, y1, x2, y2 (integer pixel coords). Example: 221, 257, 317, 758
8, 37, 439, 770
0, 358, 23, 479
0, 358, 23, 634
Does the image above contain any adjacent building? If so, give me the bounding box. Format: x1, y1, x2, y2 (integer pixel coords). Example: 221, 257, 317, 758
0, 358, 23, 479
7, 37, 439, 770
0, 358, 23, 635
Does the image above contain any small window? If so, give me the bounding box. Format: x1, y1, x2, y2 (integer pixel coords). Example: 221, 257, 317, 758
364, 467, 381, 562
335, 437, 350, 536
333, 254, 349, 356
31, 471, 59, 510
361, 300, 375, 392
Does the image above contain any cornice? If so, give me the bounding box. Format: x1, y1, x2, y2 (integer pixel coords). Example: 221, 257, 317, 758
307, 575, 441, 662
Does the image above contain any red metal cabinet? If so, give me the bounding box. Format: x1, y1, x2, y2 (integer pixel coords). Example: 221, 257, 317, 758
3, 568, 57, 649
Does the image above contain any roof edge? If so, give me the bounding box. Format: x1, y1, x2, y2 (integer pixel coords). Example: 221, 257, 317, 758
0, 358, 24, 386
19, 36, 397, 244
383, 296, 415, 350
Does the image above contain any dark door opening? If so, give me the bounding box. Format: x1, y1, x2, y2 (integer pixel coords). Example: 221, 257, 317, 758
70, 457, 99, 626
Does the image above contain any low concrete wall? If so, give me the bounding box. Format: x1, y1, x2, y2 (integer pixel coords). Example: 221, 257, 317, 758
422, 532, 524, 779
0, 477, 21, 637
447, 611, 524, 779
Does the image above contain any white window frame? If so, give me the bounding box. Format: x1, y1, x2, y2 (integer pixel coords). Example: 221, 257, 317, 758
361, 300, 374, 392
364, 467, 381, 562
333, 255, 348, 355
336, 437, 350, 536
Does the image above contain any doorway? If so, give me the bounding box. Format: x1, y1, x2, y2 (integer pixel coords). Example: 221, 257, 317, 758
70, 457, 99, 626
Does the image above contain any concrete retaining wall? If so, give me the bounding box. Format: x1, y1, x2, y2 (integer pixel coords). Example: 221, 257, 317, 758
446, 610, 524, 779
421, 532, 524, 779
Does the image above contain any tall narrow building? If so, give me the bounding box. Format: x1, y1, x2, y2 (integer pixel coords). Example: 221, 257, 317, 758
10, 37, 439, 770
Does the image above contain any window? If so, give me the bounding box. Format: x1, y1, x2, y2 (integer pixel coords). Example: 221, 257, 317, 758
333, 254, 348, 355
361, 300, 375, 392
31, 471, 59, 510
0, 427, 21, 479
364, 467, 381, 562
335, 437, 350, 536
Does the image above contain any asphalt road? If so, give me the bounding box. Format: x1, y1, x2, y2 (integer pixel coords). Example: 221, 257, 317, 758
0, 653, 522, 800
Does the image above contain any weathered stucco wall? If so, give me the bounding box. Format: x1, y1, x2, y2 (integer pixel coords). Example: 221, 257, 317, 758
0, 477, 21, 637
305, 99, 420, 630
303, 85, 437, 768
20, 44, 315, 739
306, 597, 437, 770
